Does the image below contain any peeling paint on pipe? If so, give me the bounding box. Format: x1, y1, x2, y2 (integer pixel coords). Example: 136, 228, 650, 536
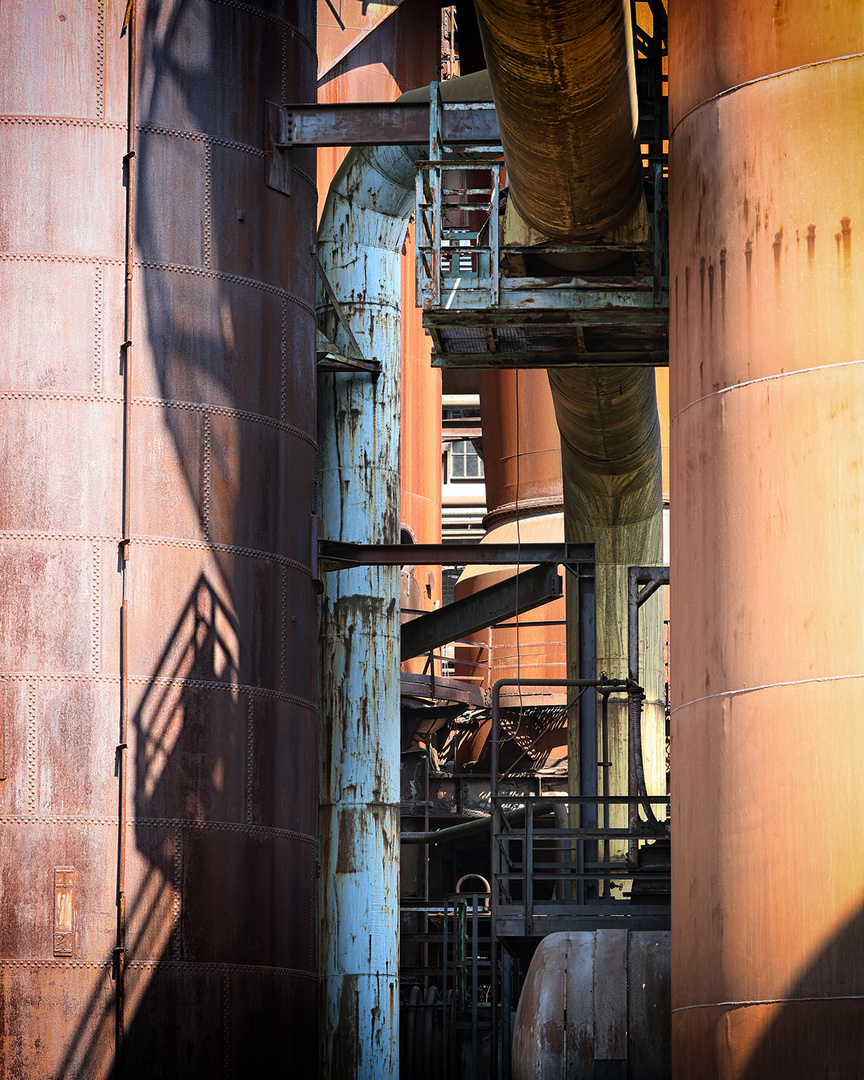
317, 71, 494, 1079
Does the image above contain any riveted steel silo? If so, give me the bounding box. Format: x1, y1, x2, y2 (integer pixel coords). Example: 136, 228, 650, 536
670, 2, 864, 1074
0, 1, 318, 1075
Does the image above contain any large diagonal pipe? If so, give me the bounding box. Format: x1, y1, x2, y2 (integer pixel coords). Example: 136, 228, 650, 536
473, 0, 666, 818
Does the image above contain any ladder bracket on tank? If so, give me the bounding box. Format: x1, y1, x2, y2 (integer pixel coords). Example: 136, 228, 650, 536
264, 100, 293, 196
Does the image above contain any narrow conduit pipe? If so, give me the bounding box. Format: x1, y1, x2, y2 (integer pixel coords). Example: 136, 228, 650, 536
473, 0, 666, 819
316, 69, 492, 1080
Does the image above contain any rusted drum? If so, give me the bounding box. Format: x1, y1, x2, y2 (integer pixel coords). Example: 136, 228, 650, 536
0, 1, 318, 1075
670, 2, 864, 1076
512, 930, 671, 1080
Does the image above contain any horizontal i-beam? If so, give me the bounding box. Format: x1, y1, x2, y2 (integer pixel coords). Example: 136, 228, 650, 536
401, 562, 562, 662
272, 100, 500, 147
319, 540, 594, 569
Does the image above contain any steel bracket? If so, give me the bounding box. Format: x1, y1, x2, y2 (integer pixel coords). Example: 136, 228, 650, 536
265, 100, 292, 196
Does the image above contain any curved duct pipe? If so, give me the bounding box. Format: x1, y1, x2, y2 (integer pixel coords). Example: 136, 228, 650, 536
473, 0, 666, 822
474, 0, 644, 240
316, 70, 490, 1080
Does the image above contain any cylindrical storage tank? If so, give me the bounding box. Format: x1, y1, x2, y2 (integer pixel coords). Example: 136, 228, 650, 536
400, 219, 442, 676
454, 370, 566, 700
0, 2, 318, 1075
512, 930, 671, 1079
670, 3, 864, 1075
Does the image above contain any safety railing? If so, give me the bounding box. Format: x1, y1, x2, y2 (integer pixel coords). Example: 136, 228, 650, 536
416, 160, 502, 310
442, 880, 492, 1080
492, 793, 670, 940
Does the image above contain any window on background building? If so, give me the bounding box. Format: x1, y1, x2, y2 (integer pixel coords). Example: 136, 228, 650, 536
448, 438, 484, 480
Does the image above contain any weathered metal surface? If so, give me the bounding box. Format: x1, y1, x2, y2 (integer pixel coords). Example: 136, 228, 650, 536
320, 539, 593, 567
473, 0, 643, 241
432, 351, 668, 369
425, 303, 669, 323
463, 0, 665, 843
511, 931, 671, 1079
670, 3, 864, 1076
0, 1, 318, 1076
402, 563, 561, 662
458, 371, 567, 725
274, 99, 499, 147
400, 673, 485, 708
400, 217, 441, 677
317, 0, 409, 83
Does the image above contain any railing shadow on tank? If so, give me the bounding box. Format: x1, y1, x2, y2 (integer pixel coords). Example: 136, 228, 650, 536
52, 575, 239, 1079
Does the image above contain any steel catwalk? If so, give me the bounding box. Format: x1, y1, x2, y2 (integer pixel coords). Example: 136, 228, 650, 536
670, 2, 864, 1075
0, 1, 319, 1075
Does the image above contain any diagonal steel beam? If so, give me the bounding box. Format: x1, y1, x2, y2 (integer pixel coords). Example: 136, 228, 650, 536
401, 562, 562, 662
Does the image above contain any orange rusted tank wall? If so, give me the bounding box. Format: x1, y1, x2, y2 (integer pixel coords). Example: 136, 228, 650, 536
401, 220, 443, 674
455, 370, 566, 721
0, 1, 319, 1075
670, 3, 864, 1075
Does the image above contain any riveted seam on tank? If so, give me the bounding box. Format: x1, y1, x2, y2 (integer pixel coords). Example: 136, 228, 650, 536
279, 297, 287, 425
91, 542, 101, 674
280, 571, 288, 691
0, 815, 317, 844
0, 530, 313, 575
26, 679, 37, 814
0, 671, 317, 710
245, 696, 255, 824
208, 0, 316, 55
202, 411, 212, 540
280, 28, 288, 106
0, 958, 319, 978
127, 960, 320, 979
0, 960, 113, 970
204, 143, 213, 269
96, 0, 105, 120
136, 396, 318, 447
134, 259, 316, 314
93, 263, 103, 393
290, 165, 317, 192
0, 115, 126, 129
0, 252, 124, 265
0, 389, 316, 445
172, 826, 183, 960
137, 122, 266, 158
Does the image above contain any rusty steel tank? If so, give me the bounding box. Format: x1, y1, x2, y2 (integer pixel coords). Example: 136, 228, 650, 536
400, 219, 443, 676
512, 930, 671, 1079
670, 1, 864, 1075
453, 369, 567, 767
0, 1, 318, 1075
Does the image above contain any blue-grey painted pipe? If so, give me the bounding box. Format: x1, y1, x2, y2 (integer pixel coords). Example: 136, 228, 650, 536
317, 142, 419, 1080
316, 73, 490, 1080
